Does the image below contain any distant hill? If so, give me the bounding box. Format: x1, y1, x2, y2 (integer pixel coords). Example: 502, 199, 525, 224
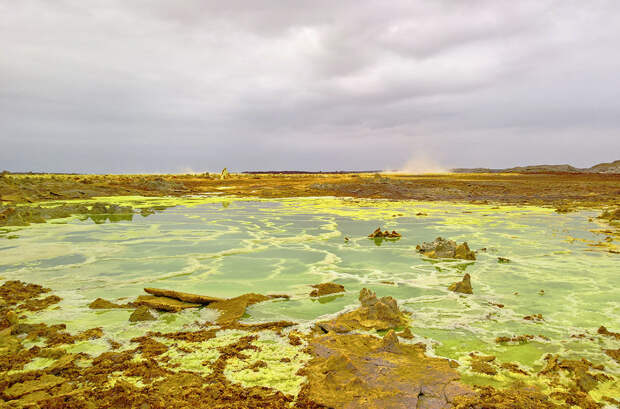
586, 160, 620, 173
452, 160, 620, 174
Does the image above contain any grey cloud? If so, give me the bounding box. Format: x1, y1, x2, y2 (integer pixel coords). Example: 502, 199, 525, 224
0, 0, 619, 172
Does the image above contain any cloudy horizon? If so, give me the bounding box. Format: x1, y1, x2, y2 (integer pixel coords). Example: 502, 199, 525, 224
1, 1, 619, 173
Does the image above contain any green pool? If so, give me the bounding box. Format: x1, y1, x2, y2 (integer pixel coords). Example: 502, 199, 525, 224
1, 196, 618, 396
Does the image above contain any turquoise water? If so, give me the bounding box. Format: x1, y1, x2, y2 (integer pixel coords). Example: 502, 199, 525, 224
1, 196, 618, 393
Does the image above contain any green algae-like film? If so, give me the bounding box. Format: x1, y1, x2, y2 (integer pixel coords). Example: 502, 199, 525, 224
1, 196, 619, 399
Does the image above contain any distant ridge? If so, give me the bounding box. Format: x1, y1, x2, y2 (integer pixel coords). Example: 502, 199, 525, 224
451, 160, 620, 174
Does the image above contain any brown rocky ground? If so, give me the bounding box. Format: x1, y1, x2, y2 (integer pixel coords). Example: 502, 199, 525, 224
1, 283, 619, 408
1, 172, 619, 209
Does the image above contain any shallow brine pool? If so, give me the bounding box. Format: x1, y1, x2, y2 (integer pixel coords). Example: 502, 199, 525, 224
1, 196, 618, 394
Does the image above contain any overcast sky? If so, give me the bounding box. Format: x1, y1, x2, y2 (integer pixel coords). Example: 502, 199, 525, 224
1, 1, 619, 173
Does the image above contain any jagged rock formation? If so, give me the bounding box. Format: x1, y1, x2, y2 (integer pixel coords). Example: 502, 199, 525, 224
448, 274, 473, 294
368, 227, 402, 239
416, 237, 476, 260
318, 288, 409, 332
